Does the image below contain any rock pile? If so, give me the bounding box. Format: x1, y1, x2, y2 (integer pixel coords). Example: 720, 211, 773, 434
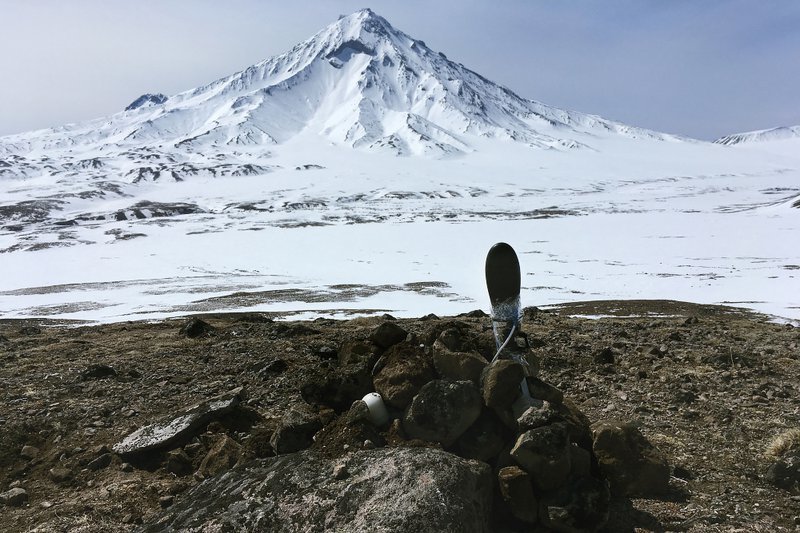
365, 323, 612, 531
138, 320, 617, 531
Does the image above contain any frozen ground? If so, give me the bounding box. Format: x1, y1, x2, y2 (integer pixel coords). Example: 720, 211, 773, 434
1, 137, 798, 324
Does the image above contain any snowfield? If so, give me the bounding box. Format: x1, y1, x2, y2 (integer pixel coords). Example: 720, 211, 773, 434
1, 9, 798, 323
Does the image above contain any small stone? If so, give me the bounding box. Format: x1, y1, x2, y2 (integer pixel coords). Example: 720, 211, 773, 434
363, 440, 376, 450
198, 435, 242, 477
593, 347, 616, 365
437, 328, 465, 352
165, 449, 192, 476
20, 445, 39, 460
516, 400, 556, 431
159, 495, 175, 508
120, 462, 134, 473
80, 364, 117, 380
332, 463, 349, 480
0, 487, 28, 507
180, 318, 214, 338
433, 345, 487, 384
87, 453, 113, 471
765, 451, 800, 492
49, 466, 72, 483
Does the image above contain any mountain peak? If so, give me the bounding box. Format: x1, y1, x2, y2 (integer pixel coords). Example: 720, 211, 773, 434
1, 10, 680, 160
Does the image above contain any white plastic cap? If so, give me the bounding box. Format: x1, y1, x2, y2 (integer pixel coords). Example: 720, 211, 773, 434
361, 392, 389, 426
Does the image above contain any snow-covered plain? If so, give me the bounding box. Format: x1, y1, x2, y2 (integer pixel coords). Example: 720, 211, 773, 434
1, 10, 798, 323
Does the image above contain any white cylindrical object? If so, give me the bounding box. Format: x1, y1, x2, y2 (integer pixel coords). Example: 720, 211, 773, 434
361, 392, 389, 426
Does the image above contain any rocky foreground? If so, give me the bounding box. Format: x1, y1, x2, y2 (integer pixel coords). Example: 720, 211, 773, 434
1, 300, 799, 532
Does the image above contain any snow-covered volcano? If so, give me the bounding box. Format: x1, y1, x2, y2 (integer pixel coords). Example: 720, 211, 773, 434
1, 10, 799, 324
1, 8, 678, 163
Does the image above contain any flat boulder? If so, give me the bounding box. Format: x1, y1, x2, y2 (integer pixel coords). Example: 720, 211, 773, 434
141, 447, 493, 533
112, 387, 245, 457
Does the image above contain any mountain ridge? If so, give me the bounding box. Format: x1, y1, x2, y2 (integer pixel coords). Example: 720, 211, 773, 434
715, 125, 800, 145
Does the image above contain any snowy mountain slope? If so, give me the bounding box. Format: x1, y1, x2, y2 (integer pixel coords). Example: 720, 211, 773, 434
715, 125, 800, 145
0, 9, 798, 323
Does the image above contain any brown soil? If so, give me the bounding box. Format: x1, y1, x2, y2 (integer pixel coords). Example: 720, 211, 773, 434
1, 300, 799, 532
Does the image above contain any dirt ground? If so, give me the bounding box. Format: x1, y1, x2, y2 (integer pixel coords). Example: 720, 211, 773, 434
1, 300, 798, 532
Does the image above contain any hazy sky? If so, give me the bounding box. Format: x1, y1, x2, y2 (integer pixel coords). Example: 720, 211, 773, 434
1, 0, 798, 140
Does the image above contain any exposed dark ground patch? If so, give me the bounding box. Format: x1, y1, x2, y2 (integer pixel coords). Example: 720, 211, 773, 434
0, 300, 798, 531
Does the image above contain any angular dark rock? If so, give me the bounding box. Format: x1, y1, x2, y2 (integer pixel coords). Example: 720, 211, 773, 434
112, 387, 245, 457
482, 359, 524, 410
370, 322, 408, 350
270, 403, 322, 455
510, 422, 572, 492
539, 476, 610, 532
403, 379, 482, 447
433, 343, 487, 384
198, 435, 242, 477
593, 347, 616, 365
526, 376, 564, 405
179, 318, 214, 339
141, 447, 493, 533
80, 364, 117, 381
766, 451, 800, 493
437, 327, 465, 352
301, 361, 374, 412
516, 399, 557, 431
591, 419, 670, 497
373, 342, 435, 409
165, 449, 192, 476
87, 453, 113, 471
455, 409, 507, 462
337, 340, 376, 366
498, 466, 538, 524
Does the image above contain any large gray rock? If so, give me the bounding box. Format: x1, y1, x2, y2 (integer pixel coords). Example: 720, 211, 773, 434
403, 380, 482, 447
113, 387, 245, 456
140, 447, 493, 533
